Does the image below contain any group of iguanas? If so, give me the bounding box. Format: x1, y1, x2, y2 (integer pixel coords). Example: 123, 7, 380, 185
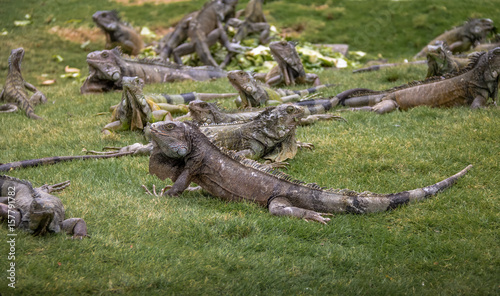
1, 4, 499, 237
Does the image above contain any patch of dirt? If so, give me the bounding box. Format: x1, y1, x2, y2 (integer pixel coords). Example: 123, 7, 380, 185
112, 0, 188, 6
48, 26, 105, 44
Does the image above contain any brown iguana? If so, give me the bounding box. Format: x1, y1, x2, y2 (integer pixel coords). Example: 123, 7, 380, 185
426, 41, 471, 78
253, 41, 320, 87
188, 97, 344, 125
80, 48, 227, 94
338, 47, 500, 114
92, 10, 144, 56
145, 120, 472, 224
0, 48, 47, 120
0, 175, 88, 238
171, 0, 242, 67
158, 12, 197, 61
414, 18, 495, 58
227, 70, 334, 108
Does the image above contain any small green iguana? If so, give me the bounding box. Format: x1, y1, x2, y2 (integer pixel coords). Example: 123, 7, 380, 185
0, 175, 88, 238
0, 48, 47, 120
92, 10, 144, 56
253, 41, 320, 87
414, 18, 495, 58
80, 48, 227, 94
188, 97, 344, 125
426, 41, 471, 78
171, 0, 242, 67
145, 120, 472, 224
227, 70, 334, 108
338, 47, 500, 114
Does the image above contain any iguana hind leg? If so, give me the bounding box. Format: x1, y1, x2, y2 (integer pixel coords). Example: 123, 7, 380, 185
62, 218, 88, 239
269, 197, 332, 224
0, 204, 21, 227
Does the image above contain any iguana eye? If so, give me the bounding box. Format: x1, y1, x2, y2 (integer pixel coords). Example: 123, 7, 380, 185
102, 52, 108, 58
286, 106, 295, 114
165, 123, 176, 130
134, 78, 140, 84
493, 48, 500, 55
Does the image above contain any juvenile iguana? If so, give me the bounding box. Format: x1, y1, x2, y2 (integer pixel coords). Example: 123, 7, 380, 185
414, 18, 495, 58
172, 0, 242, 67
145, 120, 472, 224
426, 42, 471, 78
0, 48, 47, 120
92, 10, 144, 56
338, 47, 500, 114
228, 70, 334, 108
253, 41, 320, 86
0, 175, 88, 238
188, 97, 343, 125
80, 48, 227, 94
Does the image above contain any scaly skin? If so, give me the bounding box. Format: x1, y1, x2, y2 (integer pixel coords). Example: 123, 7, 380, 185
256, 41, 320, 87
0, 48, 47, 120
0, 175, 88, 238
80, 48, 227, 94
414, 18, 495, 58
338, 47, 500, 114
146, 120, 472, 224
228, 70, 334, 108
228, 0, 270, 44
92, 10, 144, 56
426, 42, 471, 78
158, 12, 197, 61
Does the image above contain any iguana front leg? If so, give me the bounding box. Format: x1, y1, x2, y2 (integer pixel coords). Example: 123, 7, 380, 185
470, 95, 488, 109
164, 169, 194, 196
24, 81, 47, 105
269, 197, 332, 224
62, 218, 88, 239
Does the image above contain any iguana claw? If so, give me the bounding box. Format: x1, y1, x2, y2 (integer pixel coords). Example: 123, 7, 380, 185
297, 141, 314, 150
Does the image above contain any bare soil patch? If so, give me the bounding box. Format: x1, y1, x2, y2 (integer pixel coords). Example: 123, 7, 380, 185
48, 26, 105, 44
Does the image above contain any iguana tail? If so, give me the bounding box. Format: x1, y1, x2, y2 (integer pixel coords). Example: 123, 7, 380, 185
336, 88, 378, 106
0, 152, 134, 172
343, 165, 472, 214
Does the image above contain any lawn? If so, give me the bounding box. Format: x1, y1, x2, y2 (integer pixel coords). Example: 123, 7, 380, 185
0, 0, 499, 295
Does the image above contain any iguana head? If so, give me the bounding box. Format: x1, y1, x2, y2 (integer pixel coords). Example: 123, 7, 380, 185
486, 47, 500, 79
228, 70, 265, 107
269, 41, 305, 77
86, 48, 122, 84
92, 10, 120, 31
28, 197, 64, 236
8, 47, 24, 73
257, 103, 305, 139
150, 121, 192, 159
426, 41, 452, 76
465, 18, 496, 41
188, 100, 220, 124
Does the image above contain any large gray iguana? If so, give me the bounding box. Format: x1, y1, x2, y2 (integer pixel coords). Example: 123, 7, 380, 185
144, 120, 472, 224
0, 48, 47, 120
80, 48, 227, 94
414, 18, 495, 58
228, 70, 334, 108
92, 10, 144, 56
338, 47, 500, 114
171, 0, 242, 67
253, 41, 320, 87
0, 175, 88, 238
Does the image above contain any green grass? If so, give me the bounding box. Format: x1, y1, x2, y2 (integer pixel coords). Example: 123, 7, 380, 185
1, 0, 499, 295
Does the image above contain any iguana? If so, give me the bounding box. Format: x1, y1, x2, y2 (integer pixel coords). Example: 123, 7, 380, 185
92, 10, 144, 56
253, 41, 320, 87
0, 175, 88, 238
472, 34, 500, 52
145, 120, 472, 224
158, 12, 197, 61
227, 70, 334, 108
352, 60, 426, 74
414, 18, 495, 58
426, 42, 471, 78
171, 0, 242, 67
337, 47, 500, 114
80, 48, 227, 94
97, 103, 310, 163
0, 48, 47, 120
227, 0, 270, 45
188, 97, 344, 125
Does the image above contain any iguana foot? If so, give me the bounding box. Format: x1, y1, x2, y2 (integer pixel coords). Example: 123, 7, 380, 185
297, 141, 314, 150
299, 114, 347, 125
142, 184, 202, 196
39, 181, 71, 193
84, 143, 152, 156
263, 161, 289, 169
303, 212, 333, 225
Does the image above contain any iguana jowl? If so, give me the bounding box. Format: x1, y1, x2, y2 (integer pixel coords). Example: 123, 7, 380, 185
0, 48, 47, 120
80, 48, 227, 94
146, 120, 472, 224
338, 47, 500, 114
0, 175, 88, 238
92, 10, 144, 56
